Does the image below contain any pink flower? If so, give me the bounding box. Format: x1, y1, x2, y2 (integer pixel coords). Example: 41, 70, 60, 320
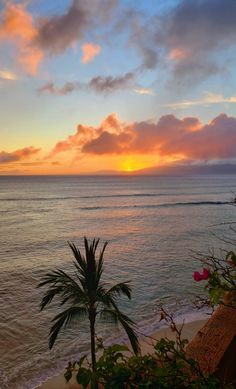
193, 271, 202, 282
193, 268, 210, 282
201, 268, 210, 280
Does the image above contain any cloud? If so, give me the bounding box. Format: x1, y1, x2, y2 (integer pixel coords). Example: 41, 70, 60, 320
0, 3, 43, 74
51, 113, 236, 162
38, 71, 135, 95
88, 72, 135, 92
131, 0, 236, 82
50, 112, 131, 156
0, 0, 114, 73
34, 0, 116, 55
0, 69, 18, 80
38, 81, 78, 95
1, 0, 235, 85
134, 87, 153, 95
34, 0, 90, 55
81, 42, 101, 63
162, 93, 236, 108
0, 146, 40, 164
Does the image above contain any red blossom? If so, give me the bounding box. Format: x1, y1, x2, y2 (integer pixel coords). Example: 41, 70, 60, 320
193, 268, 210, 282
193, 271, 202, 282
202, 268, 210, 280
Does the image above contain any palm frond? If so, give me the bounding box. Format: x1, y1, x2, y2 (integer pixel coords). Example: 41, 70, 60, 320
49, 306, 87, 349
85, 237, 97, 277
117, 312, 140, 355
96, 241, 108, 285
99, 308, 119, 325
73, 262, 86, 290
104, 297, 140, 355
38, 269, 78, 288
92, 238, 100, 253
106, 281, 132, 300
68, 242, 87, 275
38, 269, 86, 310
40, 285, 63, 310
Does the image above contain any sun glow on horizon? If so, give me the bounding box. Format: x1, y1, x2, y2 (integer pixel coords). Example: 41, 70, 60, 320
120, 157, 154, 172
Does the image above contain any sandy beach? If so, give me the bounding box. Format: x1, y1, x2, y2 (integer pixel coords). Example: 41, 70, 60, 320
37, 318, 207, 389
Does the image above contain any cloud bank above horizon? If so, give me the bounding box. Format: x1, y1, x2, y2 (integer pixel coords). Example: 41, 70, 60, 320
2, 113, 236, 174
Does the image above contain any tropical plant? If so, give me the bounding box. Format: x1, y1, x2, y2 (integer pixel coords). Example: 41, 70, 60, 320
193, 250, 236, 307
38, 237, 140, 372
64, 307, 223, 388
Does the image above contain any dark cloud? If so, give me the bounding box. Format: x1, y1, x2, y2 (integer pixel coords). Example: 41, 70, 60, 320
34, 1, 90, 54
0, 147, 40, 164
131, 0, 236, 81
128, 15, 159, 70
38, 72, 135, 95
38, 81, 79, 95
34, 0, 117, 55
163, 0, 236, 80
88, 72, 135, 92
83, 131, 132, 154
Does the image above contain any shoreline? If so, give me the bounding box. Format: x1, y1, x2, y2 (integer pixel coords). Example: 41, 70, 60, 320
36, 318, 207, 389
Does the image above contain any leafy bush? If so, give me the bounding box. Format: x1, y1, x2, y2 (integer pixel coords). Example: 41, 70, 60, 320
64, 308, 226, 388
64, 341, 223, 388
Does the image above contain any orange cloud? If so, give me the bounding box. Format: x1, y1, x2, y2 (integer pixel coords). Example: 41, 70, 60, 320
0, 146, 40, 164
134, 88, 154, 95
81, 42, 101, 63
169, 48, 188, 61
50, 113, 236, 162
0, 3, 43, 74
0, 69, 18, 80
50, 113, 133, 157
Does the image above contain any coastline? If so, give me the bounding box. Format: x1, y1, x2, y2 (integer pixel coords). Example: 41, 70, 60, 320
36, 318, 207, 389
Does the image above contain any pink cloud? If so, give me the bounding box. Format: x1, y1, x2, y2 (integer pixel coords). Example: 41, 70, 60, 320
0, 147, 40, 164
50, 113, 236, 162
81, 42, 101, 63
0, 3, 43, 75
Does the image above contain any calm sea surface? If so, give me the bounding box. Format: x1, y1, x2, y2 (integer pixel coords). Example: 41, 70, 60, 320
1, 174, 236, 388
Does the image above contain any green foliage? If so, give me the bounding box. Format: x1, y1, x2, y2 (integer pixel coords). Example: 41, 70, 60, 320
76, 367, 92, 387
203, 250, 236, 306
64, 362, 73, 382
64, 338, 224, 389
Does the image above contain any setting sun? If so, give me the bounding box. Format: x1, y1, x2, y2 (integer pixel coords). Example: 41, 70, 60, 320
120, 157, 154, 172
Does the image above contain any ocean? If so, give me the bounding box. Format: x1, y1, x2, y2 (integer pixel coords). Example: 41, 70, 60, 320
1, 174, 236, 388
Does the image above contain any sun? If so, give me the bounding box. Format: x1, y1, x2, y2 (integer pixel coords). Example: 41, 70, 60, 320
120, 158, 150, 172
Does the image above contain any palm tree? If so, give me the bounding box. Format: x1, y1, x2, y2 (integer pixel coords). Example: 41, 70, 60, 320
38, 237, 140, 372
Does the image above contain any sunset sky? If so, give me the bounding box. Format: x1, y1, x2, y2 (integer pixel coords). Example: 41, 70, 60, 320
1, 0, 236, 174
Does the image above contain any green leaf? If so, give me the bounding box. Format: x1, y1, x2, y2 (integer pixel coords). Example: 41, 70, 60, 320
64, 367, 72, 382
226, 250, 236, 265
108, 344, 129, 353
76, 367, 92, 388
77, 354, 87, 367
209, 287, 224, 304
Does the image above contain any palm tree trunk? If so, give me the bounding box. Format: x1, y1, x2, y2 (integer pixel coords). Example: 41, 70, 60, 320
89, 312, 96, 372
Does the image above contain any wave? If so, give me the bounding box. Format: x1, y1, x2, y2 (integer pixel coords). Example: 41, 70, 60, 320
0, 193, 167, 202
0, 193, 233, 204
79, 193, 165, 199
0, 197, 78, 202
79, 200, 231, 211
